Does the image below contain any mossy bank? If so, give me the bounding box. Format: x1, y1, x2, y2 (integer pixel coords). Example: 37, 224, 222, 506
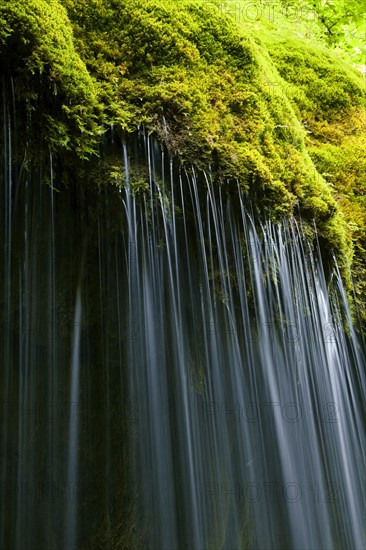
0, 0, 365, 324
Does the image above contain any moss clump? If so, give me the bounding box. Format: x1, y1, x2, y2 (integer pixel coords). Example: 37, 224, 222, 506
309, 137, 366, 312
1, 0, 365, 320
261, 33, 366, 320
0, 0, 102, 157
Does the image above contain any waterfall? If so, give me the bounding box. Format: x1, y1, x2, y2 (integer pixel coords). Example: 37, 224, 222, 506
125, 132, 365, 550
0, 116, 364, 550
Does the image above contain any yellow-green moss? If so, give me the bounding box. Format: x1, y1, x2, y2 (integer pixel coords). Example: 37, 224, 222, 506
1, 0, 365, 320
261, 33, 366, 320
0, 0, 103, 157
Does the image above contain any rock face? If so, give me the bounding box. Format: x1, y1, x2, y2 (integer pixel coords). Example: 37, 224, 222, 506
0, 0, 365, 319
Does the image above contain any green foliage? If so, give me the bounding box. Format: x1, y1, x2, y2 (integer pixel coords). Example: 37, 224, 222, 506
222, 0, 365, 66
294, 0, 366, 64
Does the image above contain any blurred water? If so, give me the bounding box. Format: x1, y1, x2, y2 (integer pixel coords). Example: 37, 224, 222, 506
0, 99, 364, 549
125, 133, 365, 550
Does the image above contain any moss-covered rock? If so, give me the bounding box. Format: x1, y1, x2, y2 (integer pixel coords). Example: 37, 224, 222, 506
0, 0, 365, 321
262, 32, 366, 320
0, 0, 103, 157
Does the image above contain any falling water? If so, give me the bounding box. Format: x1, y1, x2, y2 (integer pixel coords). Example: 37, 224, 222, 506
0, 100, 365, 550
124, 133, 365, 550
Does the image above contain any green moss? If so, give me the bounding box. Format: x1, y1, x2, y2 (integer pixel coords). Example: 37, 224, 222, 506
259, 33, 366, 320
1, 0, 365, 321
0, 0, 103, 157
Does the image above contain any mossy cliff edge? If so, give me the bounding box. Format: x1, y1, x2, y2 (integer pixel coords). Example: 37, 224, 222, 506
0, 0, 365, 322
